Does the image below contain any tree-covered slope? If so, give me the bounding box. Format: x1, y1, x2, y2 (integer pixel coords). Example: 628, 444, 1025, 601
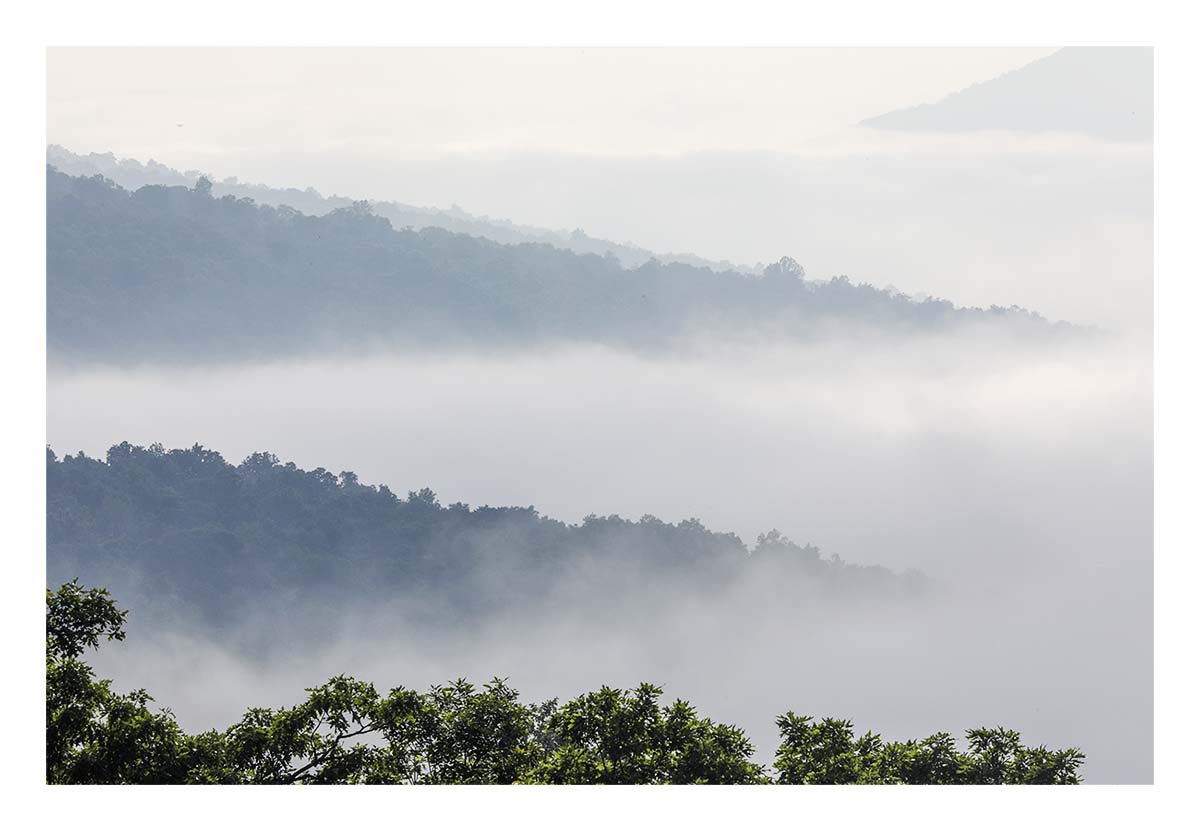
47, 443, 925, 630
46, 168, 1063, 361
48, 144, 756, 273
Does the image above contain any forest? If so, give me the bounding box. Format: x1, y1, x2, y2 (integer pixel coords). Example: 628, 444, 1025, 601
47, 442, 926, 635
46, 167, 1067, 362
47, 144, 755, 273
47, 581, 1085, 784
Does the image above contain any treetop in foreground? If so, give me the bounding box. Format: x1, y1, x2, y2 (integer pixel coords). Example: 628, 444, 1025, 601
46, 583, 1084, 785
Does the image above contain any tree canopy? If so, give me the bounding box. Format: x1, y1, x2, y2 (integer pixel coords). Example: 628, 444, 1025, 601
46, 583, 1084, 785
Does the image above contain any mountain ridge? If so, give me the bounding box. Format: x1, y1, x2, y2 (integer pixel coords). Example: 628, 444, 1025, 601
46, 167, 1070, 362
47, 441, 928, 637
47, 144, 760, 274
862, 47, 1152, 141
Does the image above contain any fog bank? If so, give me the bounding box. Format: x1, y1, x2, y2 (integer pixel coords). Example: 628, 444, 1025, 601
49, 332, 1150, 581
50, 332, 1151, 781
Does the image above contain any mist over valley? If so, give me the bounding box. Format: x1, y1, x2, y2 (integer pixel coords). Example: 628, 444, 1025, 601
43, 46, 1154, 785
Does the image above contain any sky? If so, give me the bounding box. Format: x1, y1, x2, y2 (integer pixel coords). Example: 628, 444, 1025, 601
48, 48, 1057, 159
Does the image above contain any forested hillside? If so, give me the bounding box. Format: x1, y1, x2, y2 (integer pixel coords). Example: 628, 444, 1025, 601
48, 145, 754, 273
47, 442, 925, 632
47, 167, 1064, 362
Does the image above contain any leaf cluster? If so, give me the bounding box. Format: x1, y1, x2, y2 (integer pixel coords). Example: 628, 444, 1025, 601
46, 584, 1083, 785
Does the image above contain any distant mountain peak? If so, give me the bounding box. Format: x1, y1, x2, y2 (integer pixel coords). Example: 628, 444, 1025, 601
861, 47, 1151, 141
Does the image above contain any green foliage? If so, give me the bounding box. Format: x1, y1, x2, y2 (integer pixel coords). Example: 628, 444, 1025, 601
45, 584, 1083, 785
522, 683, 766, 784
366, 678, 539, 784
958, 727, 1087, 785
46, 581, 189, 783
46, 580, 127, 661
197, 675, 382, 784
774, 713, 1085, 785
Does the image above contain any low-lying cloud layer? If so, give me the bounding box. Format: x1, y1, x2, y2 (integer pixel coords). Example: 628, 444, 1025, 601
50, 330, 1152, 782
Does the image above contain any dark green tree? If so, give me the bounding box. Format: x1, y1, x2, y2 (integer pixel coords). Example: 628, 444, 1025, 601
523, 683, 766, 784
45, 583, 1084, 785
46, 581, 189, 783
774, 713, 1084, 785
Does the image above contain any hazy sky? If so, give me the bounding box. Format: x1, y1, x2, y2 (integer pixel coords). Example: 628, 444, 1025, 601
48, 47, 1056, 160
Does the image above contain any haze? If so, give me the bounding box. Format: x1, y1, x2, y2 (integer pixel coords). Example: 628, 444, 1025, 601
45, 47, 1154, 784
49, 332, 1152, 781
48, 47, 1151, 330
